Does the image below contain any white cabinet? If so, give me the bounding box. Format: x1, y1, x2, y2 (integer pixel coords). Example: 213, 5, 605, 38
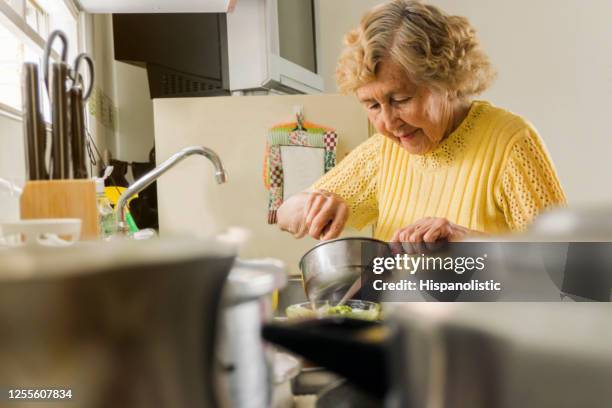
226, 0, 325, 94
78, 0, 235, 13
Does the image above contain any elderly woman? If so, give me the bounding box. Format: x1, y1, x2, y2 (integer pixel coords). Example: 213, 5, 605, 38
277, 0, 566, 243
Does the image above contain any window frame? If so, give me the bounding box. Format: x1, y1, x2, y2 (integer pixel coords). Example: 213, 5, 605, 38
25, 0, 50, 38
0, 0, 81, 117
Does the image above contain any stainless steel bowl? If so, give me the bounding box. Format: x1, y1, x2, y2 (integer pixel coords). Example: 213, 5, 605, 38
529, 205, 612, 241
299, 237, 391, 302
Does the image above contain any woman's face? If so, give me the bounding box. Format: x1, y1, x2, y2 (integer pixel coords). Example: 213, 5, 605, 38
356, 59, 458, 155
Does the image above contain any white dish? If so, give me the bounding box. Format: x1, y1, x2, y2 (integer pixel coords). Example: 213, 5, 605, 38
0, 218, 82, 247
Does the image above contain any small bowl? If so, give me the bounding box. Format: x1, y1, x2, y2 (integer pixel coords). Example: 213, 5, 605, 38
286, 299, 381, 321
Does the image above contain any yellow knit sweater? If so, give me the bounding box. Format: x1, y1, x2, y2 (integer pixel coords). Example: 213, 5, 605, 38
313, 100, 566, 241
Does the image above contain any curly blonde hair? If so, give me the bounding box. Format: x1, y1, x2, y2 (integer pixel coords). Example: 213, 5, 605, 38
336, 0, 495, 99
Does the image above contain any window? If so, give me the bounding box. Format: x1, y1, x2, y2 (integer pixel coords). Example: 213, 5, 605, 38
0, 23, 23, 110
25, 0, 49, 37
0, 0, 80, 114
2, 0, 21, 14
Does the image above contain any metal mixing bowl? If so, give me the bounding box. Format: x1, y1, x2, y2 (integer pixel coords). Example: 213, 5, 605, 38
299, 237, 391, 302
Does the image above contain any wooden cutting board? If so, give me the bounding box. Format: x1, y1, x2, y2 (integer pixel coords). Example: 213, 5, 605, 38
20, 180, 99, 240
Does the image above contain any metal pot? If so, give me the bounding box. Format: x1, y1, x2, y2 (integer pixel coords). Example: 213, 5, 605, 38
0, 238, 236, 408
529, 206, 612, 241
299, 237, 391, 303
263, 304, 612, 408
216, 258, 287, 408
473, 206, 612, 301
389, 303, 612, 408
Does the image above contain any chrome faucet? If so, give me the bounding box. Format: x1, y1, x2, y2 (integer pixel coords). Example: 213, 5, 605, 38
115, 146, 227, 234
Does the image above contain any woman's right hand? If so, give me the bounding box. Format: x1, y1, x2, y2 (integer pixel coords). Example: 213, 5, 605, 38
277, 190, 349, 240
301, 190, 349, 240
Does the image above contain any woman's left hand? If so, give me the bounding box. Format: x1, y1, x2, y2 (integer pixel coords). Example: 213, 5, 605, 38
390, 217, 480, 243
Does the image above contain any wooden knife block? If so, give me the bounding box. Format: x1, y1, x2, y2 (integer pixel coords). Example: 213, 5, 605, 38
20, 180, 99, 240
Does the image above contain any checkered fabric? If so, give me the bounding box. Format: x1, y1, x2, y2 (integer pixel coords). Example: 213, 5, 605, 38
289, 130, 309, 146
270, 145, 282, 165
270, 167, 284, 188
323, 131, 338, 151
265, 120, 338, 224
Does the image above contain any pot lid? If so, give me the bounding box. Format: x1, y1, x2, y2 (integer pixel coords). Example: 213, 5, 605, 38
0, 236, 237, 281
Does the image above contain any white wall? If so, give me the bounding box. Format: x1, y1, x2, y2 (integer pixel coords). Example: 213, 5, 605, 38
0, 113, 25, 221
112, 61, 155, 162
318, 0, 382, 93
88, 14, 116, 160
317, 0, 612, 206
154, 94, 371, 275
89, 14, 155, 164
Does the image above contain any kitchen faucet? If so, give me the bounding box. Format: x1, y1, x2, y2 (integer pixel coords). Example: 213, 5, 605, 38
115, 146, 227, 234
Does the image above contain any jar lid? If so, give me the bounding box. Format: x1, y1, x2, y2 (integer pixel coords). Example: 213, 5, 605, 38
95, 178, 105, 194
225, 258, 287, 303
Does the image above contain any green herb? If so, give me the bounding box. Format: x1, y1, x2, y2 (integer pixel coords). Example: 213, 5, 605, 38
328, 305, 353, 315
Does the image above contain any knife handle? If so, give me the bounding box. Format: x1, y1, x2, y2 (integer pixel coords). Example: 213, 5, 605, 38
49, 62, 71, 179
21, 63, 48, 181
70, 87, 88, 179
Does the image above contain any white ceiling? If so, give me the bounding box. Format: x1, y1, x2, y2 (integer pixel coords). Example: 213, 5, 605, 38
77, 0, 233, 13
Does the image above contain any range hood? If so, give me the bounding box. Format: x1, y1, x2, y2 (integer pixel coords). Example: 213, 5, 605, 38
78, 0, 237, 13
113, 1, 324, 98
113, 13, 230, 98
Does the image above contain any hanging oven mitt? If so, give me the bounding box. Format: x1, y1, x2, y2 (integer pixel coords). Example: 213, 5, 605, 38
263, 111, 338, 224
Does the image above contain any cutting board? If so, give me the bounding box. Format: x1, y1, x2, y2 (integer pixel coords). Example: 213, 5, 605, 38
20, 180, 99, 239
